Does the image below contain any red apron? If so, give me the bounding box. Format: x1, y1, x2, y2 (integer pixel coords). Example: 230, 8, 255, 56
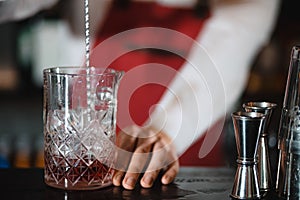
91, 1, 225, 166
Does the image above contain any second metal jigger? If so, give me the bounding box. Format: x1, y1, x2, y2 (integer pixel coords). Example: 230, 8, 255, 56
243, 102, 277, 195
231, 111, 265, 200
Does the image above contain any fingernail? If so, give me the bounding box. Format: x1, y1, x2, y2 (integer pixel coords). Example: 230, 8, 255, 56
142, 175, 153, 187
124, 177, 136, 189
162, 175, 172, 185
113, 173, 122, 186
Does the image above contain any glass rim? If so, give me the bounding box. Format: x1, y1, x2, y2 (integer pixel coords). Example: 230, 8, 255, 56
43, 66, 123, 77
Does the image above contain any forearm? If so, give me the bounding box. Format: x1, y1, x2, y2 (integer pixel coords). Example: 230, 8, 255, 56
148, 0, 281, 156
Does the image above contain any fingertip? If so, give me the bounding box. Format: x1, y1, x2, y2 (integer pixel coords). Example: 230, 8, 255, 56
161, 162, 179, 185
122, 177, 137, 190
140, 175, 154, 188
161, 174, 174, 185
113, 172, 123, 187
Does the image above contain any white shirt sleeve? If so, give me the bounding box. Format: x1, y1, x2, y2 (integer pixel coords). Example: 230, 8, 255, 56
147, 0, 281, 156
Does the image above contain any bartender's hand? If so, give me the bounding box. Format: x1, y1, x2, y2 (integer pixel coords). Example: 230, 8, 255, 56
112, 125, 179, 190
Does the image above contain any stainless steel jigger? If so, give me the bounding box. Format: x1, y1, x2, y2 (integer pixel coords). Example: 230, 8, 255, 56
243, 102, 277, 195
231, 111, 265, 200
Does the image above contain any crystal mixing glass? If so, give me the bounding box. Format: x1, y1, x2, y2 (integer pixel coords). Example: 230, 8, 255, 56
43, 67, 123, 190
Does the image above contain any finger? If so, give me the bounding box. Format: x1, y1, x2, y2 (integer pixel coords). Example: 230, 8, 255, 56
161, 161, 179, 185
117, 126, 140, 152
139, 139, 170, 188
122, 173, 139, 190
112, 170, 125, 187
114, 147, 132, 172
122, 139, 155, 190
125, 136, 157, 174
140, 169, 161, 188
141, 139, 178, 187
114, 126, 140, 172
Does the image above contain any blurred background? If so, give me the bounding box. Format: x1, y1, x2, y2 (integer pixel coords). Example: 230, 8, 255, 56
0, 0, 299, 170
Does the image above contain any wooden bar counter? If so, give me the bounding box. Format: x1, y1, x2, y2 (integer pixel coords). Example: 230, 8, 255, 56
0, 167, 282, 200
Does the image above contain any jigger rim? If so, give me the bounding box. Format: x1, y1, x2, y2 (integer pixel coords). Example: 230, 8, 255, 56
242, 101, 277, 110
231, 111, 265, 120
